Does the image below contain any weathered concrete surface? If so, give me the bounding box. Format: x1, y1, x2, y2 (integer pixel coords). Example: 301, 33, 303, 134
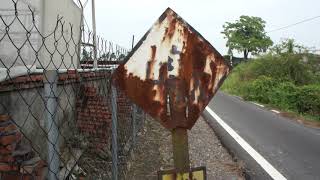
0, 82, 78, 159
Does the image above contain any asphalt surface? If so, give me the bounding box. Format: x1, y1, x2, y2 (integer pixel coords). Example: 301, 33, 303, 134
204, 92, 320, 180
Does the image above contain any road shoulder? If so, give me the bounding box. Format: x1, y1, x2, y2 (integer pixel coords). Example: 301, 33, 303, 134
126, 115, 244, 179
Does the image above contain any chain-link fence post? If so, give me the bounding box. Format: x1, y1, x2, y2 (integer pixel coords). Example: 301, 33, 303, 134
132, 104, 137, 146
44, 70, 60, 180
111, 85, 118, 180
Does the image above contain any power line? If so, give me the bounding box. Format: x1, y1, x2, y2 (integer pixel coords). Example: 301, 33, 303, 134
267, 15, 320, 33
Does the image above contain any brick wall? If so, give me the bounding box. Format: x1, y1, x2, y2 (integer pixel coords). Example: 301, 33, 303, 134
76, 85, 112, 150
0, 70, 139, 178
0, 114, 45, 179
116, 90, 134, 152
76, 83, 135, 152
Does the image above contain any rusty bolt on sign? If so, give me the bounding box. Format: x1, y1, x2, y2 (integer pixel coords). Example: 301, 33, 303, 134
112, 7, 230, 175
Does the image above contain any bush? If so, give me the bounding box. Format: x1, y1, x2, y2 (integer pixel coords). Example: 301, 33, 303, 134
221, 53, 320, 121
229, 54, 316, 84
296, 85, 320, 118
243, 76, 277, 104
269, 81, 299, 111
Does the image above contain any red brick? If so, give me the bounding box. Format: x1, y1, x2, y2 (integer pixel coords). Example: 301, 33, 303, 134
62, 74, 70, 80
0, 115, 10, 122
0, 163, 19, 172
67, 69, 76, 74
1, 173, 36, 180
0, 133, 21, 146
0, 154, 15, 163
0, 124, 17, 132
30, 75, 42, 82
0, 145, 15, 154
14, 77, 27, 83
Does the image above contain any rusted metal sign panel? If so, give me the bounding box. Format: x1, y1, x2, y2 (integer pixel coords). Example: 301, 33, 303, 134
112, 8, 230, 129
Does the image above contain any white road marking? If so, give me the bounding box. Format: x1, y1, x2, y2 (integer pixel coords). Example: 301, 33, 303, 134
252, 102, 265, 107
205, 107, 287, 180
233, 95, 243, 100
271, 110, 280, 114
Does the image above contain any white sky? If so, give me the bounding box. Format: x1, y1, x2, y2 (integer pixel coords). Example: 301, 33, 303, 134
83, 0, 320, 55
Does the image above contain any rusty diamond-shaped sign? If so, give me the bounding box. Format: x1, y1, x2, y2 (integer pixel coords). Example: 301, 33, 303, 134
112, 8, 230, 130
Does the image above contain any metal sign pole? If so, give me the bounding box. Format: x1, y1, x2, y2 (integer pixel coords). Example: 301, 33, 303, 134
168, 77, 190, 172
172, 128, 190, 171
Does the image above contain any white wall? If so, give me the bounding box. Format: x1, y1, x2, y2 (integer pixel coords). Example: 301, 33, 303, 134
40, 0, 82, 70
0, 0, 41, 69
0, 0, 82, 70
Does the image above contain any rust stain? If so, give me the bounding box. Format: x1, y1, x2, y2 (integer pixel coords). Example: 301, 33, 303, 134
112, 8, 230, 130
162, 12, 177, 42
114, 64, 162, 117
167, 18, 177, 40
146, 45, 157, 79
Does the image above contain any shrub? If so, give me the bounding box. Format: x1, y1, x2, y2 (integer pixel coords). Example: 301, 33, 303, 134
296, 85, 320, 118
243, 76, 277, 104
221, 53, 320, 121
268, 81, 299, 111
250, 54, 315, 85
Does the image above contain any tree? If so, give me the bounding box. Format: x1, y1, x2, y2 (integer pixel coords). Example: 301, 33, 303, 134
222, 16, 273, 59
270, 38, 308, 55
81, 49, 89, 61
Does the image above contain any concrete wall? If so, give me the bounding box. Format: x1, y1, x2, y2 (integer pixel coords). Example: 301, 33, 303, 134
0, 74, 78, 160
0, 0, 41, 68
40, 0, 82, 70
0, 70, 145, 178
0, 70, 137, 160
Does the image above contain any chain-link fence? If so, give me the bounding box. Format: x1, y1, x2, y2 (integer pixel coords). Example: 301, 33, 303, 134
0, 0, 144, 179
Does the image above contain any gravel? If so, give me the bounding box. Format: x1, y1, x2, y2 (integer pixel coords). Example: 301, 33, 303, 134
126, 115, 245, 180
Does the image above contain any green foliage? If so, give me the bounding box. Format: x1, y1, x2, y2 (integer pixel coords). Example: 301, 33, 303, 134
222, 15, 273, 59
269, 82, 299, 111
243, 78, 299, 111
227, 53, 316, 85
81, 49, 92, 61
243, 76, 277, 104
221, 52, 320, 121
296, 85, 320, 118
270, 38, 308, 55
220, 62, 250, 96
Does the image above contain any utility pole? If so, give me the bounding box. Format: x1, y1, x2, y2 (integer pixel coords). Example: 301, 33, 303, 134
77, 0, 84, 69
131, 35, 135, 50
92, 0, 97, 68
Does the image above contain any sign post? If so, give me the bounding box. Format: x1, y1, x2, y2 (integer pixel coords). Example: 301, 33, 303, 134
112, 8, 231, 179
172, 128, 190, 171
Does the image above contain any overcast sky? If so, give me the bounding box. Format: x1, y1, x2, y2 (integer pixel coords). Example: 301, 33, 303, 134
83, 0, 320, 55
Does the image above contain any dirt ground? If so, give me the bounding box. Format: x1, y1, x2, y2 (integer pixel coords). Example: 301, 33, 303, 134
126, 116, 245, 180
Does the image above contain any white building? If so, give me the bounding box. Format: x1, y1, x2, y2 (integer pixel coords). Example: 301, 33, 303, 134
0, 0, 82, 74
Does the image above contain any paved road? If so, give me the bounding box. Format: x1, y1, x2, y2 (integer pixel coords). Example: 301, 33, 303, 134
205, 92, 320, 180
